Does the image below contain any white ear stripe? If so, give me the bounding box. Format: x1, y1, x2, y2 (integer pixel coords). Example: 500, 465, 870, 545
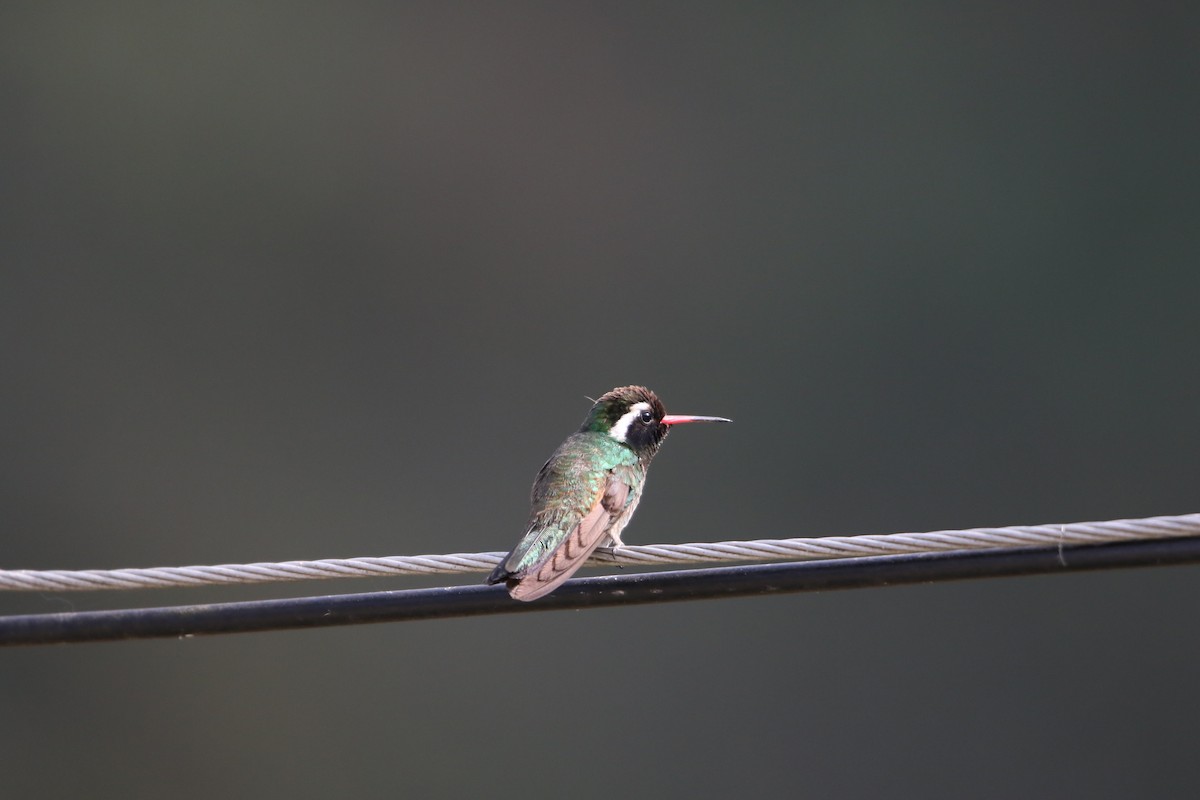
608, 402, 652, 443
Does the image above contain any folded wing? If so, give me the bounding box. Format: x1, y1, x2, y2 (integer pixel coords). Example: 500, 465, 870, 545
507, 475, 630, 602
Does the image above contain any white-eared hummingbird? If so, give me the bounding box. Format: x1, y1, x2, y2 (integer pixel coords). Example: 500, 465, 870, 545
487, 385, 730, 601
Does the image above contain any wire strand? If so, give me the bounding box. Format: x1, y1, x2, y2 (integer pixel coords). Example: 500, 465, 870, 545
4, 534, 1200, 646
2, 512, 1198, 592
3, 512, 1199, 591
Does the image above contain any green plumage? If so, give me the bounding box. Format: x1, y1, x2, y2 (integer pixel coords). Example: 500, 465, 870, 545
501, 432, 644, 576
487, 385, 728, 601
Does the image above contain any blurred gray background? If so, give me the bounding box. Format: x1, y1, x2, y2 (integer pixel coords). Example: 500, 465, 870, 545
2, 3, 1198, 798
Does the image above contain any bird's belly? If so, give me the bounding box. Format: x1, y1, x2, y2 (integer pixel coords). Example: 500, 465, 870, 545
600, 489, 642, 548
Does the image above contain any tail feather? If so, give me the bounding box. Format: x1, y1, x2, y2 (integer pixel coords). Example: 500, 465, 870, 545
486, 562, 515, 586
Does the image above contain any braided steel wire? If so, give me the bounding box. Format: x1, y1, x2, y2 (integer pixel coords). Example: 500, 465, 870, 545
2, 512, 1197, 592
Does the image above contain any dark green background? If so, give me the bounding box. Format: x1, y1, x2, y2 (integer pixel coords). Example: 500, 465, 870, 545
2, 3, 1198, 797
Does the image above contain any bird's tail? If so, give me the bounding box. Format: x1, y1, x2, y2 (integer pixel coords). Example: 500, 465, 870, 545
485, 562, 513, 586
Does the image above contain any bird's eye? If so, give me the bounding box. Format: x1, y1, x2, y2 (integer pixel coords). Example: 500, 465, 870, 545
639, 409, 654, 424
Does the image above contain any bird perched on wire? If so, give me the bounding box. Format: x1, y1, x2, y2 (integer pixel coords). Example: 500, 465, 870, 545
487, 385, 730, 601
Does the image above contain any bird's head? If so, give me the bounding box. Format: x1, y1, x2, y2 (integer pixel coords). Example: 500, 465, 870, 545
582, 385, 730, 458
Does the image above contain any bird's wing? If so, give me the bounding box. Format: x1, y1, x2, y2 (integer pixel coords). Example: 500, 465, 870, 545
508, 474, 630, 602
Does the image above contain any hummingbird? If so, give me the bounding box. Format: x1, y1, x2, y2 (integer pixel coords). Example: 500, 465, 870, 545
487, 385, 730, 601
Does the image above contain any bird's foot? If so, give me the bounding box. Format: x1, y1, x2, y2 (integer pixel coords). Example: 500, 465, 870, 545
595, 545, 624, 570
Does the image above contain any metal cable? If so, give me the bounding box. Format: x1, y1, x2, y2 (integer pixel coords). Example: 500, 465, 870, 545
2, 512, 1198, 592
5, 535, 1200, 646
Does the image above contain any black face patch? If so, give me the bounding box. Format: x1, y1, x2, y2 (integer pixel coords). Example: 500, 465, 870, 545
624, 412, 668, 453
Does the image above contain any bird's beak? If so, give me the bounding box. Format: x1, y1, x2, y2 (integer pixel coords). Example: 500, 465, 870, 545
661, 415, 732, 426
